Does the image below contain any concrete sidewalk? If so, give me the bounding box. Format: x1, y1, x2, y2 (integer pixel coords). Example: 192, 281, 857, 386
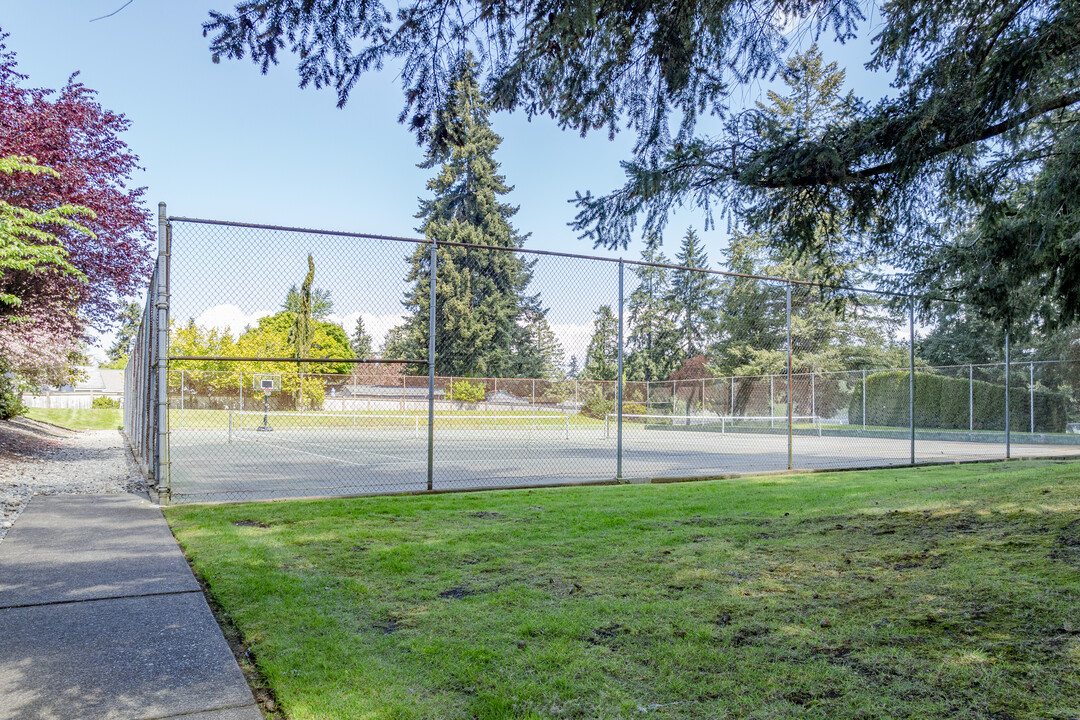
0, 494, 262, 720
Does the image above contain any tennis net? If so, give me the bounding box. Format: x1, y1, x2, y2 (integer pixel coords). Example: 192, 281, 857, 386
212, 410, 589, 440
606, 414, 820, 438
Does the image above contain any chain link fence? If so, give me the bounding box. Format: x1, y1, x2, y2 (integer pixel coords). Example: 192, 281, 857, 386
122, 208, 1080, 503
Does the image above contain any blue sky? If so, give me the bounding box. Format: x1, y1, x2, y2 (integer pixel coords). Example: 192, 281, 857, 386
2, 1, 887, 361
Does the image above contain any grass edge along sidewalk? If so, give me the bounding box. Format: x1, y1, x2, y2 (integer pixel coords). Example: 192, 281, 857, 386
23, 407, 122, 431
167, 459, 1080, 720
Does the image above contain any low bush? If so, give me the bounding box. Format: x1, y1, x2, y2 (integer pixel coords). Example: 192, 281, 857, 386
581, 395, 646, 419
0, 361, 26, 420
448, 378, 486, 403
92, 396, 121, 409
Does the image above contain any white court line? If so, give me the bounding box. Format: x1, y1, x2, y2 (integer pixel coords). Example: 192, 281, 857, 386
249, 434, 418, 463
224, 428, 417, 462
254, 436, 420, 463
232, 435, 424, 466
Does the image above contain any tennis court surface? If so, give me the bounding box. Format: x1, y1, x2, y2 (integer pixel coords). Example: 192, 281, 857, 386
166, 411, 1080, 503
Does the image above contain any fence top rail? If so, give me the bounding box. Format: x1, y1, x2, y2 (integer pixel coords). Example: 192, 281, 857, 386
167, 215, 922, 300
168, 355, 428, 364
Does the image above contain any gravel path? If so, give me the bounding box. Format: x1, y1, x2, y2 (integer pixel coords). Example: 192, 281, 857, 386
0, 417, 149, 543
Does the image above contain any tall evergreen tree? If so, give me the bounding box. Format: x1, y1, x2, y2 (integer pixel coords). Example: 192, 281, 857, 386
350, 317, 373, 359
283, 285, 332, 320
666, 228, 721, 358
211, 2, 1080, 324
627, 235, 680, 381
287, 254, 315, 371
567, 355, 580, 379
583, 305, 619, 381
526, 314, 566, 379
397, 54, 543, 377
106, 300, 142, 364
710, 50, 902, 378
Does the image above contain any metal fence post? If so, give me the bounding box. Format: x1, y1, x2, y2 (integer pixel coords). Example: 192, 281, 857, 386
861, 369, 866, 431
810, 372, 816, 423
179, 368, 184, 428
616, 259, 625, 480
969, 364, 973, 435
1030, 361, 1035, 434
427, 241, 436, 491
770, 375, 774, 427
1005, 332, 1011, 458
786, 283, 793, 470
908, 301, 915, 465
155, 202, 171, 503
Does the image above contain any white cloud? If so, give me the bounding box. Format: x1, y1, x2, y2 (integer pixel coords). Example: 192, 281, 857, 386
549, 322, 594, 361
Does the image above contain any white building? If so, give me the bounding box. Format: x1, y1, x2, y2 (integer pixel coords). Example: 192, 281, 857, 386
22, 366, 125, 409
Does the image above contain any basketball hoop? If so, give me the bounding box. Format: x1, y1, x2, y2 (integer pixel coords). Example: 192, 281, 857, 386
252, 374, 281, 432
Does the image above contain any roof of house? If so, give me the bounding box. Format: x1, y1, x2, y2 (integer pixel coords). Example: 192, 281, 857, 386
342, 384, 444, 398
59, 366, 125, 394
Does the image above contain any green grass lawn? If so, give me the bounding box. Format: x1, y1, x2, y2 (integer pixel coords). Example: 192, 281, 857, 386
167, 460, 1080, 720
24, 407, 122, 430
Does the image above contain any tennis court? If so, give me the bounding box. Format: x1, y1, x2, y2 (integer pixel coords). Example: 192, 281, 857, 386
121, 215, 1080, 505
166, 410, 1080, 502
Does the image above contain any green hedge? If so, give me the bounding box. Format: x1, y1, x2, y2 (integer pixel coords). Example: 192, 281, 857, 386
849, 371, 1067, 433
581, 396, 647, 420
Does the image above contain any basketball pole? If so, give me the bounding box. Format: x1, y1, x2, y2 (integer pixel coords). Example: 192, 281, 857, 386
257, 381, 273, 432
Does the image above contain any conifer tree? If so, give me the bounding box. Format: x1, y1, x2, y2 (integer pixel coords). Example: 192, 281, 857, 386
666, 228, 721, 358
526, 314, 565, 379
583, 305, 619, 381
711, 48, 901, 378
106, 301, 142, 364
567, 355, 580, 379
350, 317, 373, 359
283, 285, 332, 319
627, 235, 680, 381
397, 54, 543, 377
288, 254, 316, 371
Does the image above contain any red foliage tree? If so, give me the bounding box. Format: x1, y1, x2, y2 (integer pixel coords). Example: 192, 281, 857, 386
669, 354, 713, 412
0, 33, 153, 380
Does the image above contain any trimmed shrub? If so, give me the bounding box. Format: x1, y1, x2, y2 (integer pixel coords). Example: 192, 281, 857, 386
581, 396, 646, 420
849, 371, 1067, 432
92, 396, 121, 409
448, 378, 486, 403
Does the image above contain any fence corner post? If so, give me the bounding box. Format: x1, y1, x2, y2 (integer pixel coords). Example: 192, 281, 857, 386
155, 201, 171, 504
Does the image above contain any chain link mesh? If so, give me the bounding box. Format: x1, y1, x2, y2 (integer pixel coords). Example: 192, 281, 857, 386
122, 216, 1080, 503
